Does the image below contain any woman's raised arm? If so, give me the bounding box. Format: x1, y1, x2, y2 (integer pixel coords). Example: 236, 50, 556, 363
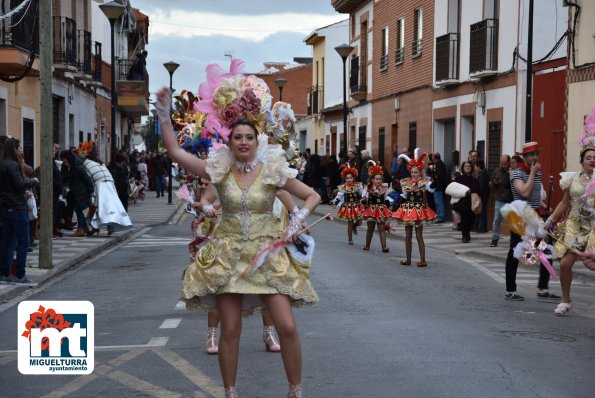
156, 88, 209, 179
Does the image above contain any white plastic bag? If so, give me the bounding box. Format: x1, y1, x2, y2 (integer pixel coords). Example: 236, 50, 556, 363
27, 195, 38, 220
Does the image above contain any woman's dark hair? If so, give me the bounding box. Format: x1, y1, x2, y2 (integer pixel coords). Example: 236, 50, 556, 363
475, 160, 485, 170
580, 148, 595, 162
2, 138, 20, 162
229, 116, 258, 138
461, 161, 473, 174
60, 149, 76, 164
511, 155, 522, 163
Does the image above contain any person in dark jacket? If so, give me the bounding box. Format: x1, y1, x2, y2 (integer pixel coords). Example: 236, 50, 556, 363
475, 160, 491, 233
153, 151, 167, 198
455, 161, 480, 243
307, 154, 321, 190
60, 150, 94, 236
0, 138, 39, 285
109, 153, 130, 211
431, 153, 448, 222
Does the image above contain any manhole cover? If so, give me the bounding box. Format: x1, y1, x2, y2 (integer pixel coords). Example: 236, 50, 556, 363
499, 331, 576, 342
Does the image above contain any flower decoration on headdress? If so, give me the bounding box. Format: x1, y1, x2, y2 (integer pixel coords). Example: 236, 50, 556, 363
265, 101, 298, 161
406, 148, 427, 172
340, 163, 359, 179
195, 59, 272, 142
76, 140, 94, 158
578, 106, 595, 156
367, 160, 384, 177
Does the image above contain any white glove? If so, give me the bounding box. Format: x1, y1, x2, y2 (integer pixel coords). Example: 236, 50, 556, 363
285, 208, 310, 241
156, 88, 172, 122
202, 204, 216, 218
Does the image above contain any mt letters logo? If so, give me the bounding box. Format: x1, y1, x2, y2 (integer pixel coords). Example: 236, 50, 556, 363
18, 301, 94, 375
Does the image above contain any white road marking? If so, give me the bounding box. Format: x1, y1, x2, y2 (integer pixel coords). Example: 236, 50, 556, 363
147, 337, 169, 347
159, 318, 182, 329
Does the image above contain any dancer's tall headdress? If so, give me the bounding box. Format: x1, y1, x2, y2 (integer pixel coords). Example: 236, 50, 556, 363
366, 160, 384, 177
406, 148, 428, 171
340, 163, 359, 179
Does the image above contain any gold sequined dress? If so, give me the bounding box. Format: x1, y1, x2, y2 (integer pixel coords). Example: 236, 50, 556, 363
180, 145, 319, 315
553, 172, 595, 259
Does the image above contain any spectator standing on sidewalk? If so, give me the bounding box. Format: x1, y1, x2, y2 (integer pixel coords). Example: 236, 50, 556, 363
504, 141, 561, 302
0, 138, 39, 286
153, 151, 167, 198
490, 155, 512, 247
431, 153, 448, 223
109, 153, 130, 211
455, 161, 480, 243
59, 150, 94, 237
359, 149, 371, 184
474, 160, 491, 233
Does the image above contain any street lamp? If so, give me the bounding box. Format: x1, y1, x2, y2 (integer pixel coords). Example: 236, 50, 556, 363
335, 43, 354, 156
99, 1, 126, 163
274, 77, 287, 101
163, 61, 180, 205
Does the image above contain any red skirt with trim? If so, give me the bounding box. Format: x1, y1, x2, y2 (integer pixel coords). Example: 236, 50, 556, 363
337, 203, 363, 221
361, 204, 393, 222
393, 202, 437, 225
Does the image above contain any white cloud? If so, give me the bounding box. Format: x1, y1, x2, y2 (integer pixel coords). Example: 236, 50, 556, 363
148, 10, 346, 41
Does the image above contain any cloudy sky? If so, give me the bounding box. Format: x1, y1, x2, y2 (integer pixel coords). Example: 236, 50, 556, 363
133, 0, 347, 100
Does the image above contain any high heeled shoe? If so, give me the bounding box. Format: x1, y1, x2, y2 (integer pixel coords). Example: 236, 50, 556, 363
288, 383, 302, 398
263, 326, 281, 352
72, 228, 87, 237
86, 227, 100, 236
417, 261, 428, 267
400, 259, 411, 266
206, 327, 218, 355
382, 247, 389, 253
224, 386, 238, 398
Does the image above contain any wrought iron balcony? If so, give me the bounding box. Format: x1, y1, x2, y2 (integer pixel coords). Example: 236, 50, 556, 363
92, 41, 102, 83
307, 85, 324, 115
435, 33, 459, 85
75, 30, 92, 77
380, 54, 388, 71
349, 56, 367, 101
0, 0, 39, 76
117, 57, 149, 115
395, 47, 404, 65
469, 19, 498, 78
53, 16, 77, 69
412, 39, 423, 58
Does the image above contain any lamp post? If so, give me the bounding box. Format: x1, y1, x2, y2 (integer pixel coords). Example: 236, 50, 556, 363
335, 44, 354, 156
274, 77, 287, 101
99, 1, 126, 163
163, 61, 180, 204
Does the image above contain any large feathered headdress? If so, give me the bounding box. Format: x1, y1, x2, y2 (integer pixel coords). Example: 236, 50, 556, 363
340, 163, 359, 179
407, 148, 428, 172
366, 160, 384, 177
579, 106, 595, 157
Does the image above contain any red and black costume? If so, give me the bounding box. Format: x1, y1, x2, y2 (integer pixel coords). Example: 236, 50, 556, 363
393, 177, 437, 225
360, 163, 393, 222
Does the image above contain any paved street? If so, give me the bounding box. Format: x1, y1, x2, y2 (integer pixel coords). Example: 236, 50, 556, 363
0, 204, 594, 398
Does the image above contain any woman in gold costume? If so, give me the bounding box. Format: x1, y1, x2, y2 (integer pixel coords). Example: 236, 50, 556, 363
157, 84, 319, 398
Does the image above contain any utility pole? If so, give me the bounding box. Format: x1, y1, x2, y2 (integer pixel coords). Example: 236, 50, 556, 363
39, 0, 53, 268
525, 0, 534, 143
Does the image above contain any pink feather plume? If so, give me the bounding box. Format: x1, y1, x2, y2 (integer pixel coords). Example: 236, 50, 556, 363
538, 252, 558, 281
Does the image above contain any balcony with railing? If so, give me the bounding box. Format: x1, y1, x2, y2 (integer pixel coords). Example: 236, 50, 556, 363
307, 86, 324, 115
74, 30, 92, 79
87, 41, 103, 87
469, 19, 498, 79
53, 16, 77, 71
435, 33, 459, 86
0, 0, 39, 77
380, 54, 388, 71
349, 56, 367, 101
412, 39, 423, 58
116, 57, 149, 115
395, 47, 404, 65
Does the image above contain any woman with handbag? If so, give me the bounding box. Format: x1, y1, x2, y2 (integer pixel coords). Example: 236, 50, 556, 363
455, 161, 481, 243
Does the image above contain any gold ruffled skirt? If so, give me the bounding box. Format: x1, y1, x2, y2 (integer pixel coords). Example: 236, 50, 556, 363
553, 217, 595, 259
180, 235, 318, 316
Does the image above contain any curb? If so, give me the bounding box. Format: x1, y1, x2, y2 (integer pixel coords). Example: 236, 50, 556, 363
312, 208, 595, 284
0, 200, 185, 304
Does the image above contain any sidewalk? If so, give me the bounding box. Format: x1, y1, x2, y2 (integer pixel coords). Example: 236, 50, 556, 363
314, 203, 595, 283
0, 194, 185, 302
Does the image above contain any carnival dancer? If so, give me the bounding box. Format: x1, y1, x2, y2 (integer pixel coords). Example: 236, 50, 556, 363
80, 142, 132, 235
545, 107, 595, 315
360, 161, 393, 252
330, 164, 363, 245
393, 149, 437, 266
157, 60, 319, 398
